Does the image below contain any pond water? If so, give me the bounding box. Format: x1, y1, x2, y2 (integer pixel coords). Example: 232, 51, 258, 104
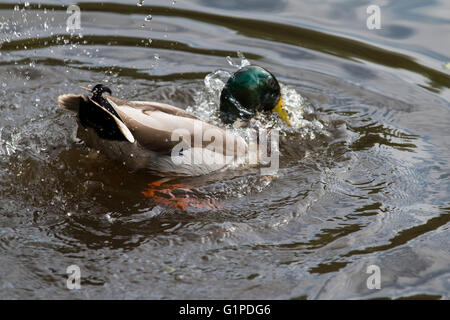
0, 0, 449, 299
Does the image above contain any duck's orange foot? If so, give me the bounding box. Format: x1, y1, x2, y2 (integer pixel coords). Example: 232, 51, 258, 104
141, 181, 223, 211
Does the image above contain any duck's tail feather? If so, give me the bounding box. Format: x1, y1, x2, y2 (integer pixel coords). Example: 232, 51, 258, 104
84, 97, 135, 143
57, 93, 82, 113
58, 92, 135, 143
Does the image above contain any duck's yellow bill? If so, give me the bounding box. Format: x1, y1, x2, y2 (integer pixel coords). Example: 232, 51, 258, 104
272, 98, 291, 126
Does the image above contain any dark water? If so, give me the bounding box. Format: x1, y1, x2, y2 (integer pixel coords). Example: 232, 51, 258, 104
0, 0, 449, 299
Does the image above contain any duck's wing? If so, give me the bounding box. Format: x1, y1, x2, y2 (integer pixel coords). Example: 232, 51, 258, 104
105, 96, 248, 157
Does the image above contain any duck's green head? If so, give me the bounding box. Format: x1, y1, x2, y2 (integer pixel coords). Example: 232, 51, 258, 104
220, 65, 288, 124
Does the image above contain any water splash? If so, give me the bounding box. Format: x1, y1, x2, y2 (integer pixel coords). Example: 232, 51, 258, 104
226, 51, 251, 69
187, 53, 325, 142
0, 127, 21, 157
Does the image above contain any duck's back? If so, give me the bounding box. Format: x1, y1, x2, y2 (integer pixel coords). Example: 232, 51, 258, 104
106, 96, 248, 158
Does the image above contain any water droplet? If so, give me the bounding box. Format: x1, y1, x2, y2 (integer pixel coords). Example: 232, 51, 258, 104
226, 56, 236, 67
145, 14, 152, 21
105, 213, 115, 223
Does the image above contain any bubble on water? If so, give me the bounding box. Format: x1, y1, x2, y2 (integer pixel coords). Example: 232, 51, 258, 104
137, 0, 144, 6
145, 15, 152, 21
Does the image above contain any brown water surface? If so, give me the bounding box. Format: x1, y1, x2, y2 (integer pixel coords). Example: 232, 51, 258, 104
0, 0, 449, 299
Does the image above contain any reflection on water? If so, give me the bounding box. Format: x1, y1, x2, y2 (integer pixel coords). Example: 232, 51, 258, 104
0, 0, 449, 299
197, 0, 287, 12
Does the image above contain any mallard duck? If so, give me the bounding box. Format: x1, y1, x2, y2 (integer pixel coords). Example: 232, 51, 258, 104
220, 65, 290, 125
58, 84, 250, 176
57, 65, 287, 176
